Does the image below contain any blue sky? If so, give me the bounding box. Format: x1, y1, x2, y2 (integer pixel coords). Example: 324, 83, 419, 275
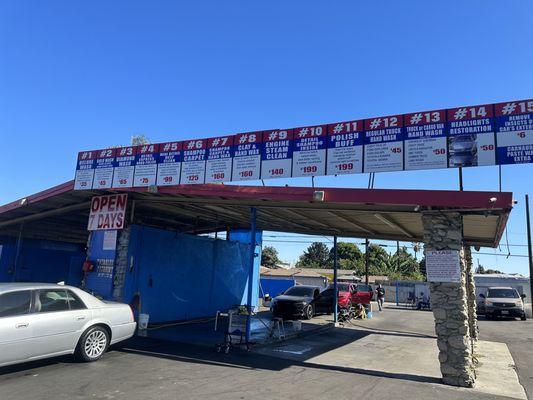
1, 1, 532, 274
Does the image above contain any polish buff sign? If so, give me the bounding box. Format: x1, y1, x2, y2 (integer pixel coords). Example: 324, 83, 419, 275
156, 141, 182, 186
112, 146, 136, 188
74, 150, 97, 190
447, 104, 496, 168
364, 115, 405, 173
495, 100, 533, 165
93, 149, 116, 189
326, 120, 364, 175
87, 194, 127, 231
133, 144, 158, 187
404, 109, 448, 170
292, 124, 327, 177
261, 129, 293, 179
180, 139, 207, 184
232, 131, 262, 181
205, 135, 234, 183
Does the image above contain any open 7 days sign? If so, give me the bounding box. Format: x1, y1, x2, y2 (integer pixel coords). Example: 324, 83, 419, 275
74, 99, 533, 190
87, 194, 127, 231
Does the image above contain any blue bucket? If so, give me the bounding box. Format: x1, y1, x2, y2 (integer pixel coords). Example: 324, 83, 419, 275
367, 311, 373, 319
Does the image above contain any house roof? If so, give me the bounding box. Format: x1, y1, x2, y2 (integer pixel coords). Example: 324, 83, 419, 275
0, 180, 513, 247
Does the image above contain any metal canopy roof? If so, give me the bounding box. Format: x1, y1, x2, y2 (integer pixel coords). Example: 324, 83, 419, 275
0, 180, 513, 248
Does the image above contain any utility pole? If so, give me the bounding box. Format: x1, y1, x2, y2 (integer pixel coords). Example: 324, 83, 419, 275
365, 238, 370, 285
526, 195, 533, 302
333, 236, 338, 325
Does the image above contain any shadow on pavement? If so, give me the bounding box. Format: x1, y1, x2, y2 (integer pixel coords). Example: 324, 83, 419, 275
118, 333, 442, 385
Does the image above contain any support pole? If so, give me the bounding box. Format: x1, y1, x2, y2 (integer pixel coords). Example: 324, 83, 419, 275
333, 236, 338, 325
365, 238, 370, 285
458, 167, 464, 191
245, 207, 257, 344
526, 195, 533, 303
12, 224, 24, 282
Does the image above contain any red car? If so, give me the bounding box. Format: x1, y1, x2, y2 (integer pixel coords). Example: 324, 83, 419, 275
334, 283, 374, 306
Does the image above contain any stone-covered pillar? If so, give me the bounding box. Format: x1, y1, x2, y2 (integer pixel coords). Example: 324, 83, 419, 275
422, 212, 475, 387
464, 246, 478, 341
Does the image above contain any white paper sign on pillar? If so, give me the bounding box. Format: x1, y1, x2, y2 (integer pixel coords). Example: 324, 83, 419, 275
447, 104, 496, 168
156, 141, 182, 186
112, 146, 136, 188
133, 144, 158, 187
205, 135, 234, 183
326, 120, 364, 175
232, 131, 262, 181
93, 148, 116, 189
426, 250, 461, 283
363, 115, 405, 173
261, 129, 294, 180
180, 139, 207, 184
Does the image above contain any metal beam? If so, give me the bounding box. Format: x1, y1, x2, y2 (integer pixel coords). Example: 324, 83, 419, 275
374, 213, 414, 238
327, 211, 377, 235
0, 202, 91, 229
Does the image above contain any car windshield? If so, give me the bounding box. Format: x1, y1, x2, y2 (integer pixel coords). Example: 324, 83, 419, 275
284, 287, 315, 297
487, 289, 519, 298
336, 284, 350, 292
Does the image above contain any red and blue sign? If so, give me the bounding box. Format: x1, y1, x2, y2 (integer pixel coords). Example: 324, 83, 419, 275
181, 139, 207, 184
133, 144, 159, 187
232, 131, 262, 181
363, 115, 405, 173
261, 129, 294, 179
205, 135, 234, 183
156, 141, 182, 186
404, 109, 447, 171
326, 120, 364, 175
495, 100, 533, 165
292, 124, 327, 177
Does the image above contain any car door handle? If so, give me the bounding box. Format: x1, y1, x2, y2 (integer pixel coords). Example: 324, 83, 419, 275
15, 323, 29, 329
75, 316, 86, 321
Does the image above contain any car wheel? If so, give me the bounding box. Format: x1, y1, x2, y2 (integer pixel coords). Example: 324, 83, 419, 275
304, 304, 314, 320
521, 315, 527, 321
76, 326, 110, 362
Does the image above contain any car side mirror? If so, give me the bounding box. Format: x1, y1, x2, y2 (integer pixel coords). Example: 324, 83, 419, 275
479, 294, 485, 299
521, 294, 526, 299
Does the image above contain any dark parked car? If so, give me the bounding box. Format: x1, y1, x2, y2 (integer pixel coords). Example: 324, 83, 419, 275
271, 286, 321, 320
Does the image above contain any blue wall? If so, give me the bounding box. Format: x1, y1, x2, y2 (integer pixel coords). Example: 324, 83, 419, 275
260, 278, 295, 298
0, 236, 85, 285
84, 230, 117, 299
121, 225, 262, 323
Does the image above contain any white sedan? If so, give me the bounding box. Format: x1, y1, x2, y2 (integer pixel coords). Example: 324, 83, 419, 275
0, 283, 136, 368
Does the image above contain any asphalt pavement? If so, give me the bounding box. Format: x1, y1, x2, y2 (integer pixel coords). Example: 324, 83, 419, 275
0, 304, 530, 400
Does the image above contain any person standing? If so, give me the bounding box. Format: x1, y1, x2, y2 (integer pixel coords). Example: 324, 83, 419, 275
376, 284, 385, 312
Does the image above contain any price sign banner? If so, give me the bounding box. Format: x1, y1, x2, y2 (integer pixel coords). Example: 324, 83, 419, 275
447, 104, 496, 168
363, 115, 405, 173
205, 136, 234, 183
93, 149, 116, 189
495, 99, 533, 165
292, 124, 327, 177
74, 150, 97, 190
87, 194, 127, 231
133, 144, 159, 187
156, 141, 182, 186
404, 109, 448, 170
180, 139, 207, 184
426, 250, 461, 283
112, 146, 137, 188
326, 120, 364, 175
261, 129, 294, 180
232, 131, 262, 181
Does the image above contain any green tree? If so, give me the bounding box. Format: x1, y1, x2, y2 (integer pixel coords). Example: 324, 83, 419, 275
387, 247, 424, 280
328, 242, 364, 271
366, 244, 390, 275
297, 242, 330, 268
261, 246, 280, 269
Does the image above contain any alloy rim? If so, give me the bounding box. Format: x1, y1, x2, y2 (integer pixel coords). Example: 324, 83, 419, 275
84, 330, 107, 358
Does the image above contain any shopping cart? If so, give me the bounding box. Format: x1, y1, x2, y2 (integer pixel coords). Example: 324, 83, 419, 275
214, 306, 251, 354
